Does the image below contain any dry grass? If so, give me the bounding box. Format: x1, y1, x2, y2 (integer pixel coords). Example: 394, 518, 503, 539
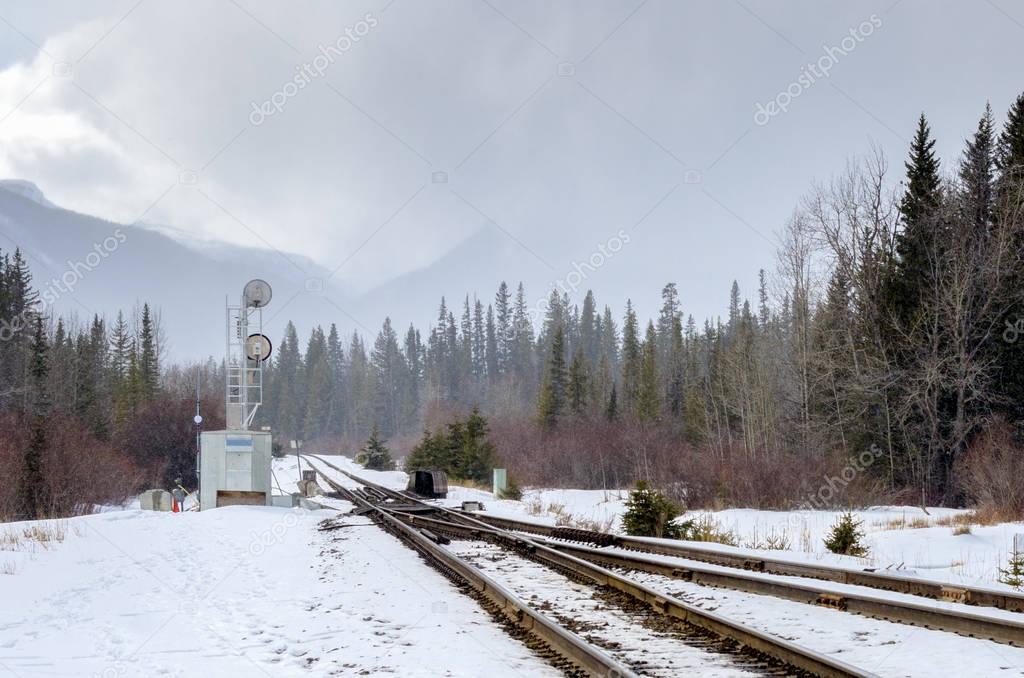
743, 525, 792, 551
524, 499, 616, 532
684, 514, 739, 546
0, 521, 68, 552
23, 522, 67, 545
0, 531, 21, 551
874, 505, 1010, 538
0, 561, 15, 575
876, 515, 935, 530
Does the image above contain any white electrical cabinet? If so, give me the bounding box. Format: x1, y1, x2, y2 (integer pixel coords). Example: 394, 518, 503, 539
199, 430, 273, 510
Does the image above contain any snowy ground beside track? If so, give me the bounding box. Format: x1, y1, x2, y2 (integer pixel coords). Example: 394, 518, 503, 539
0, 460, 560, 678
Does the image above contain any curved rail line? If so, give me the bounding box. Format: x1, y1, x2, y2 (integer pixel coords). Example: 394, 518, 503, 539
303, 456, 876, 678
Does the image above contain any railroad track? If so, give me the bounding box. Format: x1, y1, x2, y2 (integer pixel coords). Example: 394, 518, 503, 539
302, 455, 875, 678
457, 510, 1024, 614
302, 455, 1024, 648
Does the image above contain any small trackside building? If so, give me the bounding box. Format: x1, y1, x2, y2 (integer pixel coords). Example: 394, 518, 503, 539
199, 430, 273, 510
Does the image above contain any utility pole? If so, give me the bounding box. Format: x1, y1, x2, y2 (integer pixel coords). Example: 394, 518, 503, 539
194, 366, 203, 488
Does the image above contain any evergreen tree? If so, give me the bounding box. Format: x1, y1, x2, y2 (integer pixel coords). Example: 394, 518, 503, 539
472, 298, 486, 384
620, 301, 641, 412
325, 324, 347, 436
139, 304, 159, 400
484, 305, 498, 384
888, 114, 943, 327
511, 283, 535, 391
959, 103, 996, 232
997, 92, 1024, 189
19, 317, 49, 520
657, 282, 681, 361
347, 332, 376, 440
402, 325, 422, 429
566, 346, 589, 415
48, 318, 76, 408
580, 290, 599, 366
3, 249, 37, 410
370, 318, 407, 437
357, 425, 396, 471
303, 326, 332, 439
109, 311, 131, 383
600, 305, 618, 373
636, 321, 660, 421
271, 322, 303, 442
757, 269, 771, 328
993, 92, 1024, 421
605, 382, 618, 421
665, 314, 685, 417
728, 280, 741, 332
494, 281, 511, 375
77, 315, 109, 438
112, 340, 141, 433
537, 326, 567, 428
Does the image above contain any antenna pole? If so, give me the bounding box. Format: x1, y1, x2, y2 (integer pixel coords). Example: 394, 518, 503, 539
195, 366, 201, 470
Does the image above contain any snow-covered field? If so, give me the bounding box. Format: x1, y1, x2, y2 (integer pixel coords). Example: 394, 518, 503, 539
0, 459, 558, 677
2, 453, 1023, 677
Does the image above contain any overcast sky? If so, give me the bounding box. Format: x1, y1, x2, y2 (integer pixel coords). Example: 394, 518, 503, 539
1, 0, 1023, 339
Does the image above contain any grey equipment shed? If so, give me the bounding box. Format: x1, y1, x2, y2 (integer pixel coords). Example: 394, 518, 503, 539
199, 430, 273, 510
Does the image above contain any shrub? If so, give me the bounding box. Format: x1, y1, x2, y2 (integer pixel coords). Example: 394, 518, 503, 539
622, 481, 690, 539
499, 476, 523, 501
405, 407, 496, 483
1000, 548, 1024, 589
682, 513, 738, 545
356, 426, 395, 471
824, 512, 869, 557
958, 419, 1024, 520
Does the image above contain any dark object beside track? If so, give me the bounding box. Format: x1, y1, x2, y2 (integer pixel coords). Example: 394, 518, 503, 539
407, 469, 449, 498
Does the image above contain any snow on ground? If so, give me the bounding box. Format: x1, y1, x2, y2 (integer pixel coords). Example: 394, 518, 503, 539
0, 461, 560, 677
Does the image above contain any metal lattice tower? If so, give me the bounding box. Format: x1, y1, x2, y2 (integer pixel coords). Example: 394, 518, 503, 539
225, 297, 265, 430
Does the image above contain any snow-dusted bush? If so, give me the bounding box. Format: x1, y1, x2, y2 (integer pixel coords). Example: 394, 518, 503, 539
622, 482, 689, 539
824, 512, 868, 557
